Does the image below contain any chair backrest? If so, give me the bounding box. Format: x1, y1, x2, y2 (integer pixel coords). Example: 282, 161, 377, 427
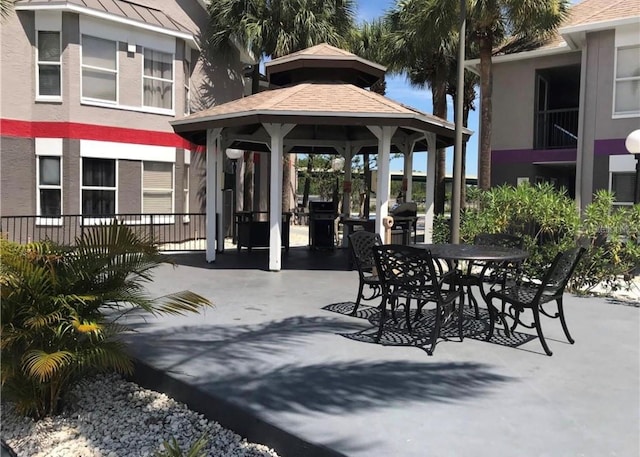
348, 230, 383, 273
536, 247, 586, 299
474, 233, 524, 250
372, 245, 439, 292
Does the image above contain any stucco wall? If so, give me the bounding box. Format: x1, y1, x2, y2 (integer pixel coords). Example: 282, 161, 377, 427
491, 51, 582, 151
0, 137, 36, 216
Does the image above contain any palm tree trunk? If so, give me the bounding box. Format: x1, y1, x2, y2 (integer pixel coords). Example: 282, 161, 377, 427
478, 34, 493, 191
432, 78, 447, 215
282, 154, 293, 213
243, 64, 261, 211
302, 154, 313, 208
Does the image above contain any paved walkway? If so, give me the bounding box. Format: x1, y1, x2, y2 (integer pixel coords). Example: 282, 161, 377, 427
124, 248, 639, 457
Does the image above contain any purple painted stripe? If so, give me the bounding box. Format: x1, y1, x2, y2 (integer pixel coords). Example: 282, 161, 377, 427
594, 138, 627, 156
492, 148, 576, 164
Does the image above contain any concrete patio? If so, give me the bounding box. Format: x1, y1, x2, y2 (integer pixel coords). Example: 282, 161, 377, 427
124, 247, 639, 457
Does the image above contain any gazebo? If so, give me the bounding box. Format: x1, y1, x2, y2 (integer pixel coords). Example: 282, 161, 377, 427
171, 43, 471, 271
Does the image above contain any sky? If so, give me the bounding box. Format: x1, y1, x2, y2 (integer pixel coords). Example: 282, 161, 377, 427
356, 0, 479, 176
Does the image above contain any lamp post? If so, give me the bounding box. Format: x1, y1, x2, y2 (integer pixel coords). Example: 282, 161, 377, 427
331, 157, 345, 211
625, 130, 640, 204
226, 148, 244, 243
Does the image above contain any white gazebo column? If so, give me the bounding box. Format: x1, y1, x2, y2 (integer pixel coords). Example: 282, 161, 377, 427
402, 139, 417, 202
263, 123, 295, 271
205, 128, 222, 262
341, 144, 353, 247
368, 125, 397, 238
424, 133, 437, 243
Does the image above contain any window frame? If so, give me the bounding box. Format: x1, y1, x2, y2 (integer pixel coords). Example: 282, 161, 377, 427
80, 34, 118, 105
183, 49, 191, 115
183, 164, 190, 223
609, 171, 635, 206
141, 161, 175, 224
36, 155, 63, 226
80, 157, 118, 225
612, 44, 640, 118
36, 30, 62, 101
142, 47, 175, 113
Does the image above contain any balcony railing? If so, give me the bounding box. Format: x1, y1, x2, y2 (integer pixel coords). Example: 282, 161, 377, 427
0, 213, 207, 251
535, 108, 579, 149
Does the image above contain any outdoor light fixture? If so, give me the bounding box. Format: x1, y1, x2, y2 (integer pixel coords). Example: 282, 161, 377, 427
225, 148, 244, 160
225, 148, 244, 243
625, 129, 640, 204
331, 156, 345, 172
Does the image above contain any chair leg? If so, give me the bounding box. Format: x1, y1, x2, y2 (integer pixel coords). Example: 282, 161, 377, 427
375, 298, 388, 343
532, 308, 553, 356
458, 297, 464, 341
485, 295, 496, 341
352, 281, 364, 315
466, 284, 479, 318
405, 298, 412, 334
428, 308, 442, 356
556, 298, 574, 344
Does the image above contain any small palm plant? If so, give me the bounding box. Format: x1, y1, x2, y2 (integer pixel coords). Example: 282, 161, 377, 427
1, 222, 212, 419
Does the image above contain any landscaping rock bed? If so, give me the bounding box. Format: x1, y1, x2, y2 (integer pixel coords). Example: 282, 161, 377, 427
1, 374, 280, 457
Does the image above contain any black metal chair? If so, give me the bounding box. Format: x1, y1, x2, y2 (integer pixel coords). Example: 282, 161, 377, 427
348, 230, 383, 315
372, 245, 462, 355
485, 247, 586, 356
459, 233, 525, 318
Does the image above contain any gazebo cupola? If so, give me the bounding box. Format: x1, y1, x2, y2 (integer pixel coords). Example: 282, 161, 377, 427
265, 43, 385, 88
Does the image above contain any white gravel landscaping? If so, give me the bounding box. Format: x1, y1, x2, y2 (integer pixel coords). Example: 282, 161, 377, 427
1, 373, 280, 457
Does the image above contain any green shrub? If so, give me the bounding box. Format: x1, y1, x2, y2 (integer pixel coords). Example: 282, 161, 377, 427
155, 435, 208, 457
455, 184, 639, 292
573, 191, 640, 292
462, 183, 580, 280
0, 223, 212, 419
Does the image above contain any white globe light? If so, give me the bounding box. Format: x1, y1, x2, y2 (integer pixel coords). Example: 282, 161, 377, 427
625, 130, 640, 155
331, 156, 345, 172
225, 148, 244, 160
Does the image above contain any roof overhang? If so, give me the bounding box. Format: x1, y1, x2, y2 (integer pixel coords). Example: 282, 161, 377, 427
560, 16, 640, 49
172, 109, 471, 151
464, 44, 575, 73
266, 55, 386, 86
15, 1, 199, 48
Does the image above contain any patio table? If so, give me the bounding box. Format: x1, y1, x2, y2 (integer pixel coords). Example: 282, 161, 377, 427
419, 243, 529, 312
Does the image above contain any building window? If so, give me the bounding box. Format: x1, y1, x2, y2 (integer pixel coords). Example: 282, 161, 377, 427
183, 164, 190, 221
81, 35, 117, 102
143, 162, 173, 214
143, 49, 173, 110
614, 45, 640, 116
37, 31, 61, 98
611, 172, 635, 204
37, 156, 62, 218
183, 58, 191, 115
82, 158, 116, 216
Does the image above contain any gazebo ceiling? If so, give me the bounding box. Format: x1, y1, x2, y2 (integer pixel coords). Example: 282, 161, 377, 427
171, 82, 471, 151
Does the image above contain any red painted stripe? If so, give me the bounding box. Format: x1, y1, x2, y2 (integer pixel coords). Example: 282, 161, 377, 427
0, 119, 203, 152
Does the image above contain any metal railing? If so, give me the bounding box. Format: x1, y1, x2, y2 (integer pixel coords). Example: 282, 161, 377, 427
0, 213, 207, 251
535, 108, 579, 149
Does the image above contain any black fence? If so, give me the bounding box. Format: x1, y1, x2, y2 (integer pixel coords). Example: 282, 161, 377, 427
0, 213, 207, 251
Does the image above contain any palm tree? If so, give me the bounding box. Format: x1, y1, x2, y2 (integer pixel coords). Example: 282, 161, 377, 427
384, 1, 458, 215
386, 0, 569, 190
1, 0, 14, 19
205, 0, 356, 213
466, 0, 570, 189
1, 223, 212, 418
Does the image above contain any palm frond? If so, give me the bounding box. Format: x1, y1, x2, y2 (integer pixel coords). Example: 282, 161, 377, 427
22, 350, 73, 383
150, 291, 213, 316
